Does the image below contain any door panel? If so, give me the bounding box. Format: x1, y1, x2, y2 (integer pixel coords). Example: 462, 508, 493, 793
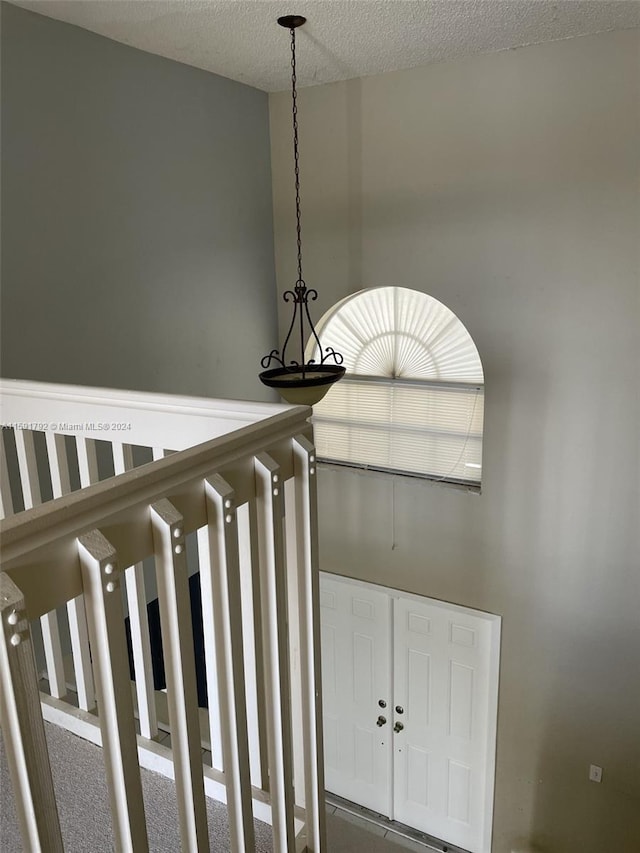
320, 575, 392, 815
319, 575, 499, 853
393, 596, 494, 853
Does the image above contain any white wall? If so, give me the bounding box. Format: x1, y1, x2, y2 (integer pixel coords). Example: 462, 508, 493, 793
270, 29, 640, 853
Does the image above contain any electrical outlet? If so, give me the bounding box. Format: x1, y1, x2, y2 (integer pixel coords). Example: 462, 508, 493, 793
589, 764, 603, 783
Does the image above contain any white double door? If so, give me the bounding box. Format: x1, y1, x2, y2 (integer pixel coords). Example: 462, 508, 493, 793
320, 574, 500, 853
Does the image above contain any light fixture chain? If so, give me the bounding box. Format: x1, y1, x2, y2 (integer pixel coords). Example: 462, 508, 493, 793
290, 26, 303, 285
258, 15, 346, 399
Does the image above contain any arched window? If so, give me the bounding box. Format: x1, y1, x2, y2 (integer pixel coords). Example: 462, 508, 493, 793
307, 287, 484, 486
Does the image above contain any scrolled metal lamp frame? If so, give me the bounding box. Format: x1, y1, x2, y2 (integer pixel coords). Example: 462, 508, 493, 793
259, 16, 345, 401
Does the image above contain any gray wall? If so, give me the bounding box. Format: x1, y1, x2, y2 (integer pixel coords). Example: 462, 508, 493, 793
1, 2, 277, 401
270, 29, 640, 853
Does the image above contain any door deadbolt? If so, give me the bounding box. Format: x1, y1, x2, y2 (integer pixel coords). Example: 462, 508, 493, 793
394, 721, 404, 733
376, 715, 387, 727
378, 699, 387, 709
395, 705, 404, 715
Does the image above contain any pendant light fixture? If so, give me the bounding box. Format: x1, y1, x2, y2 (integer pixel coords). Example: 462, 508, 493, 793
259, 15, 345, 406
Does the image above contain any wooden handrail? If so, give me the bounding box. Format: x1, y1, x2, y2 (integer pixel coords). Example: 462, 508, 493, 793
1, 406, 311, 618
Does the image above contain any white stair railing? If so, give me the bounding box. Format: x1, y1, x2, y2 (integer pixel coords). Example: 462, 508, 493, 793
0, 379, 326, 853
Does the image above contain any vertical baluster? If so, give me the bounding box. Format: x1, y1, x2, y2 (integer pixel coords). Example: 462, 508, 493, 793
197, 524, 223, 771
45, 432, 71, 498
292, 436, 326, 852
239, 501, 269, 790
112, 443, 158, 740
204, 475, 255, 852
0, 431, 14, 519
77, 529, 148, 851
15, 430, 66, 699
76, 436, 99, 488
254, 453, 296, 853
46, 431, 96, 712
14, 429, 41, 508
150, 499, 209, 852
0, 573, 63, 852
284, 482, 305, 807
75, 438, 101, 701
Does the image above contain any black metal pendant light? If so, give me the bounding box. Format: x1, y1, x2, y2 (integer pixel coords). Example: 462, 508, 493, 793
259, 15, 345, 406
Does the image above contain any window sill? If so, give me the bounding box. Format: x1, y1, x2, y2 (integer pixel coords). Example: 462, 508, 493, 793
316, 460, 482, 495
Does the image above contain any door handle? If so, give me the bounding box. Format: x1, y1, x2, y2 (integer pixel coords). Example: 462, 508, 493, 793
394, 721, 404, 733
376, 715, 387, 727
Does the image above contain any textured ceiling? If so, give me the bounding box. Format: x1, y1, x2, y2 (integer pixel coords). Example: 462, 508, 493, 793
11, 0, 640, 92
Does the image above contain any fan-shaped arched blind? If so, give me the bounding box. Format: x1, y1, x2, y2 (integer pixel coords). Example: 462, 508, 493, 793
308, 287, 484, 484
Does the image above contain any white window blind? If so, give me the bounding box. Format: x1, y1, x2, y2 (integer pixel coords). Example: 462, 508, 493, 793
308, 287, 484, 484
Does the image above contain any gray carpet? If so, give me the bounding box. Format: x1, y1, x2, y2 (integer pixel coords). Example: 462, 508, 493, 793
0, 723, 410, 852
0, 722, 274, 852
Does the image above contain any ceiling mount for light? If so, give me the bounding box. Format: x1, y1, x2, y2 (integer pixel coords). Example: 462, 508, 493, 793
277, 14, 306, 29
259, 15, 345, 407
